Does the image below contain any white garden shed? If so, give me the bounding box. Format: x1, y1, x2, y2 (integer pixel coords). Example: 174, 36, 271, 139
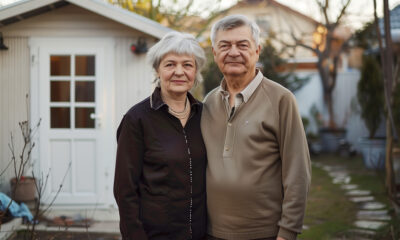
0, 0, 171, 217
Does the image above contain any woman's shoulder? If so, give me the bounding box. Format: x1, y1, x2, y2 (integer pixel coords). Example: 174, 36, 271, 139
124, 96, 151, 119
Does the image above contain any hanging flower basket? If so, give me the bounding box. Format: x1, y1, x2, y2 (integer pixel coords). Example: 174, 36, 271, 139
10, 176, 37, 202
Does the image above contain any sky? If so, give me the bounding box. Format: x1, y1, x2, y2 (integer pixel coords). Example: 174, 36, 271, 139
1, 0, 400, 30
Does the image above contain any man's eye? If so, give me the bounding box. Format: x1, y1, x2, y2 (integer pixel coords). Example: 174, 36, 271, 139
219, 44, 229, 49
239, 44, 249, 49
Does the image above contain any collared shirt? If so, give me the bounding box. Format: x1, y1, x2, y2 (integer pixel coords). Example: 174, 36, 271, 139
114, 87, 207, 240
218, 70, 264, 119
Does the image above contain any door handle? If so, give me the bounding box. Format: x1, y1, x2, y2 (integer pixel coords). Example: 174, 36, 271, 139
90, 113, 102, 128
90, 113, 102, 120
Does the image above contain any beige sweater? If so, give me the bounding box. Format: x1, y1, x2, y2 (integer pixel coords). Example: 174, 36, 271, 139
201, 77, 311, 240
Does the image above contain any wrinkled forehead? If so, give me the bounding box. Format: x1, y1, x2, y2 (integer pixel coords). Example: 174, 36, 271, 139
214, 25, 255, 44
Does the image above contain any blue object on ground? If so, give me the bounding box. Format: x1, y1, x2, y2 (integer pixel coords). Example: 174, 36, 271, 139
0, 192, 33, 222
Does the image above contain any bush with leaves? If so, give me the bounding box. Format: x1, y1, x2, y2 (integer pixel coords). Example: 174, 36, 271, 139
357, 55, 384, 138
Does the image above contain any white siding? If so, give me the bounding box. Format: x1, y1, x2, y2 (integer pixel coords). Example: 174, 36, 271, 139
114, 37, 155, 127
294, 69, 366, 151
0, 4, 157, 195
0, 37, 30, 193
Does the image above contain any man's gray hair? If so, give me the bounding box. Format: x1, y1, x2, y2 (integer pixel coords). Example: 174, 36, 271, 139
147, 31, 206, 84
210, 14, 260, 47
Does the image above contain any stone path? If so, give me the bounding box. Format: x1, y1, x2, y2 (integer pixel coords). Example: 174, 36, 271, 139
313, 162, 392, 239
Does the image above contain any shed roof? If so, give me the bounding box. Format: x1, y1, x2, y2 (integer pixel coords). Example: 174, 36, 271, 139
0, 0, 172, 39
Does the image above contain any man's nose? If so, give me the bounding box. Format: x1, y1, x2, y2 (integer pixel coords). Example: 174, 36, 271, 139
228, 45, 240, 56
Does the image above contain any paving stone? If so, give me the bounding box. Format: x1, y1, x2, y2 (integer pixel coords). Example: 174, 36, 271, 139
357, 210, 388, 216
350, 196, 374, 203
360, 202, 386, 210
357, 208, 391, 221
354, 220, 387, 230
332, 176, 351, 184
341, 184, 358, 190
346, 228, 376, 237
328, 171, 349, 178
357, 214, 392, 221
346, 190, 372, 196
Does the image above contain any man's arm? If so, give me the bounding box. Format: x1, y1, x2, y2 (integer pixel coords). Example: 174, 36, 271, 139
277, 92, 312, 240
114, 114, 148, 240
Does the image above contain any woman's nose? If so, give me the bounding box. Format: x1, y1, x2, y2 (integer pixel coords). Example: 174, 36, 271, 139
174, 65, 184, 75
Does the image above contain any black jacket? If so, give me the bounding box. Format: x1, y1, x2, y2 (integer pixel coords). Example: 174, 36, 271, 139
114, 87, 207, 240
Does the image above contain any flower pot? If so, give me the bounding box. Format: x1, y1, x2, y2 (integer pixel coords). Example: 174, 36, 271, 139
10, 177, 36, 202
319, 127, 346, 153
358, 137, 386, 169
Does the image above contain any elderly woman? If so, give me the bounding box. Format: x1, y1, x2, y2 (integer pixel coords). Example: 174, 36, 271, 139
113, 31, 207, 240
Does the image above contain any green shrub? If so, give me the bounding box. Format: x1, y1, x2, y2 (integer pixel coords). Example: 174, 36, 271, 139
357, 55, 384, 138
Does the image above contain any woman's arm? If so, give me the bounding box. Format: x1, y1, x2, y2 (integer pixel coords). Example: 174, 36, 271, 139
114, 114, 147, 240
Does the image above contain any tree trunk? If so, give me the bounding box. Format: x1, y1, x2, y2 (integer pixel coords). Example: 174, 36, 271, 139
324, 89, 335, 128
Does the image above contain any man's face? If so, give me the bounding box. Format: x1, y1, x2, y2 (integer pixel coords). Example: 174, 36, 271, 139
212, 25, 260, 78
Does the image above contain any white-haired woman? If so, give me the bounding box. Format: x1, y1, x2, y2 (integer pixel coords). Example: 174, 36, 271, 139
114, 31, 207, 240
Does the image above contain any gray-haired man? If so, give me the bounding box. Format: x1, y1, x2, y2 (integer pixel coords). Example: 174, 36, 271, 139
201, 15, 311, 240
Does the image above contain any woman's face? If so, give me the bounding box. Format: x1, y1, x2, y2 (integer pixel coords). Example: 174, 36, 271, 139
158, 52, 196, 96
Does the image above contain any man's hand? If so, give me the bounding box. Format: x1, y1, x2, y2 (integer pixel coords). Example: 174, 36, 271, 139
277, 237, 286, 240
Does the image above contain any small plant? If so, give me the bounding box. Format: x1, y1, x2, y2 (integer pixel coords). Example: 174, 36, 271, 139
7, 95, 41, 203
357, 55, 384, 138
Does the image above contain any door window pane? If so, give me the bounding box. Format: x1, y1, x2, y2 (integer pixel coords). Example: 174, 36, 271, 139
51, 56, 70, 76
51, 107, 70, 128
75, 81, 95, 102
51, 81, 70, 102
75, 55, 95, 76
75, 108, 95, 128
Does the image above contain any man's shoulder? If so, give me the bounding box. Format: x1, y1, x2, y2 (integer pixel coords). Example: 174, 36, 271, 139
203, 87, 220, 104
260, 77, 292, 95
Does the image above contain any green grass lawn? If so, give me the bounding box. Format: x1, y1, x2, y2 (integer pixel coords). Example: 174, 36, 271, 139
299, 154, 400, 240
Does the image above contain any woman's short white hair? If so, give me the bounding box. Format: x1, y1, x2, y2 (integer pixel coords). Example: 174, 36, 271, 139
147, 31, 206, 85
210, 14, 260, 47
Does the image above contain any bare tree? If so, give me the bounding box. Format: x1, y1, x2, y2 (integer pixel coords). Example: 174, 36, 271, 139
283, 0, 352, 128
373, 0, 399, 208
106, 0, 223, 37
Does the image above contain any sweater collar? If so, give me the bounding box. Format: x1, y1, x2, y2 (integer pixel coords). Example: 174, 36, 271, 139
218, 70, 264, 103
150, 87, 201, 111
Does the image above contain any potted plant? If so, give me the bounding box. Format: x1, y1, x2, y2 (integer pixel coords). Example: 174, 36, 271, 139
8, 95, 41, 203
357, 55, 386, 169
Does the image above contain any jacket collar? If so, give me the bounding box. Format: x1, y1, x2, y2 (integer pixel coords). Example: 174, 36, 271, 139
150, 87, 201, 111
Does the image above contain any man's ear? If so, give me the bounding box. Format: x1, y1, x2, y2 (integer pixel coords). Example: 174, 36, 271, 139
256, 44, 261, 54
212, 47, 216, 57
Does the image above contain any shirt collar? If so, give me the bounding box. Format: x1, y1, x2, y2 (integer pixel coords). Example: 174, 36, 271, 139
218, 70, 264, 103
150, 87, 201, 111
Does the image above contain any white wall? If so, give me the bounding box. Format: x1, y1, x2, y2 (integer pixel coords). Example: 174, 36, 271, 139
0, 37, 30, 193
293, 69, 368, 151
0, 4, 158, 195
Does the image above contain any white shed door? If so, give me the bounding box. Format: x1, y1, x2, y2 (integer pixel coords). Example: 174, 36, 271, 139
37, 40, 111, 205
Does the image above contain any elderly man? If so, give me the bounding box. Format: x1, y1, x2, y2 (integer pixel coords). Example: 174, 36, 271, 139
201, 15, 311, 240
